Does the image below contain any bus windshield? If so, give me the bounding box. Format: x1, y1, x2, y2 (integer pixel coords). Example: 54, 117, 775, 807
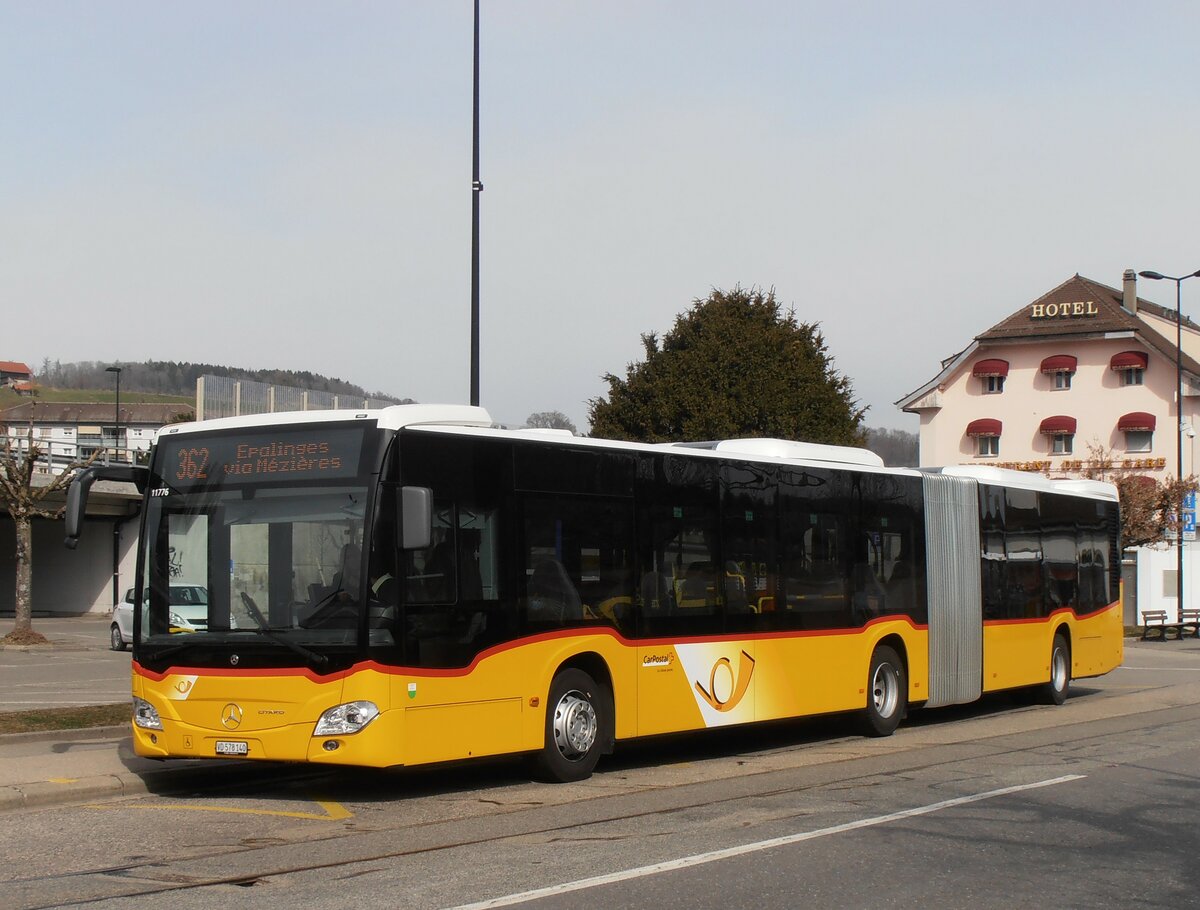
135, 423, 385, 665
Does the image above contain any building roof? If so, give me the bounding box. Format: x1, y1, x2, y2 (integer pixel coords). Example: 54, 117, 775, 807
0, 361, 32, 375
0, 401, 195, 427
895, 273, 1200, 412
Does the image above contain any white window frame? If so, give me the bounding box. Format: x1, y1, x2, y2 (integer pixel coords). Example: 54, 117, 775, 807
982, 375, 1005, 394
1051, 433, 1074, 455
1125, 431, 1153, 453
1121, 368, 1144, 386
977, 436, 1000, 457
1053, 371, 1072, 390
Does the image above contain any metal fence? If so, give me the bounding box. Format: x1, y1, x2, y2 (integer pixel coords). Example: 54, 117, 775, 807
1, 434, 142, 476
195, 375, 394, 421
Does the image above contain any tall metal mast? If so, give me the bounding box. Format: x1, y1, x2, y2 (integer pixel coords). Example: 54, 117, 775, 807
470, 0, 482, 407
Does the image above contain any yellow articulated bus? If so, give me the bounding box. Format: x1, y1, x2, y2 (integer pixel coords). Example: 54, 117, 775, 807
65, 405, 1123, 782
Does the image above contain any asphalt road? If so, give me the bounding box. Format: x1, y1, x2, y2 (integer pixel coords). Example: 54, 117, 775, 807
0, 616, 130, 710
0, 638, 1198, 909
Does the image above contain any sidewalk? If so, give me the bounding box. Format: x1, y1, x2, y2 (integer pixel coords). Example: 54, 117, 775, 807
0, 615, 249, 810
0, 724, 280, 812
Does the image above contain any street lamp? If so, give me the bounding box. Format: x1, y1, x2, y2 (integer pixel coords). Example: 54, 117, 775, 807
105, 366, 121, 462
1138, 268, 1200, 622
469, 0, 482, 408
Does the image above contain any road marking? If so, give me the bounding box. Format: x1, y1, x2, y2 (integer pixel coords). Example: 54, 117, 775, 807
48, 778, 80, 784
87, 799, 352, 821
445, 775, 1086, 910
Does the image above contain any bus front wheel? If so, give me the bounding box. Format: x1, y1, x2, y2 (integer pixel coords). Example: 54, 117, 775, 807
861, 645, 906, 737
533, 669, 605, 783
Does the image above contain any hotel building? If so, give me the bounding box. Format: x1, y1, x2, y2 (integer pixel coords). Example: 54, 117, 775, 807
896, 270, 1200, 623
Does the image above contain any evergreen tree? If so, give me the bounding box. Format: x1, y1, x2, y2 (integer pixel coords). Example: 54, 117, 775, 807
589, 286, 865, 444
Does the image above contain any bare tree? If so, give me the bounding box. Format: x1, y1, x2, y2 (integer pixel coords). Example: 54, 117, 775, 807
0, 429, 100, 644
1083, 441, 1197, 549
526, 411, 578, 433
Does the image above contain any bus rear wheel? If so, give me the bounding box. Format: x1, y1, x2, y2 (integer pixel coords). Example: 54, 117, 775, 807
533, 669, 605, 783
861, 645, 906, 737
1038, 634, 1071, 706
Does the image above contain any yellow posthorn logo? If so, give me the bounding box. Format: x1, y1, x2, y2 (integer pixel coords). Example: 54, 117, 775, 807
694, 650, 755, 712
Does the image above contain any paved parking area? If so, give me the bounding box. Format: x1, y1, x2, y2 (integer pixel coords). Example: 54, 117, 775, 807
0, 616, 130, 711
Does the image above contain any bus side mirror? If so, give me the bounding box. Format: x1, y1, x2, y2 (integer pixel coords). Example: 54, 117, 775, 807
64, 468, 99, 549
64, 464, 150, 550
400, 486, 433, 550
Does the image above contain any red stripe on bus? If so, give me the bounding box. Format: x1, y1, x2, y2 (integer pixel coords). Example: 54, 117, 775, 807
132, 615, 930, 682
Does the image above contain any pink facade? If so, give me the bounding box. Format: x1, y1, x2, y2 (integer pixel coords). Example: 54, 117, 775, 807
900, 273, 1200, 480
897, 271, 1200, 624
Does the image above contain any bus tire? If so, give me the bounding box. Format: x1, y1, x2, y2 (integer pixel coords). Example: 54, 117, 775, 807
861, 645, 906, 737
1038, 634, 1071, 706
533, 668, 605, 783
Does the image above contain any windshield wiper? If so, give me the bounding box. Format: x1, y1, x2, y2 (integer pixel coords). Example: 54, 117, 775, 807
245, 627, 330, 670
141, 640, 198, 663
239, 592, 329, 669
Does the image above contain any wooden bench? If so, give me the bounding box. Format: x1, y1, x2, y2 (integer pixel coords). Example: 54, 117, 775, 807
1141, 609, 1199, 640
1181, 609, 1200, 639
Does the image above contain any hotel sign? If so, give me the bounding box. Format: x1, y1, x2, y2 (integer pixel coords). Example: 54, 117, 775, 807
1030, 301, 1099, 319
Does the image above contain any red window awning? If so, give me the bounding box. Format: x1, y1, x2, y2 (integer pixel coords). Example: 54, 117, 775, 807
966, 418, 1003, 437
972, 359, 1010, 378
1110, 351, 1148, 371
1040, 354, 1078, 374
1118, 412, 1156, 432
1039, 415, 1077, 435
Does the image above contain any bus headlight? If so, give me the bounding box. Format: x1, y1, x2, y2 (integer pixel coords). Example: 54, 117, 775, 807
133, 697, 163, 730
313, 701, 380, 736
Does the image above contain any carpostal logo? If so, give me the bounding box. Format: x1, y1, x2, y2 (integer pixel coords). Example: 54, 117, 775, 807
694, 650, 755, 713
642, 653, 675, 668
674, 644, 757, 725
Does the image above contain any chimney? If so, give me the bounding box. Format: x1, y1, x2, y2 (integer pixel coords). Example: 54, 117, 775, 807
1123, 269, 1138, 314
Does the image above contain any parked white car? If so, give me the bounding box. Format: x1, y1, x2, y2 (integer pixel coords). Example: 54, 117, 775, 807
109, 584, 212, 651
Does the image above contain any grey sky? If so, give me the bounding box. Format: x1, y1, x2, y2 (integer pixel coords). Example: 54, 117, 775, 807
4, 2, 1199, 432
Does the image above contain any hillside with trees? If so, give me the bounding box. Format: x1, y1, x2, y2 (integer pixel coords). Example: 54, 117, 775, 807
33, 359, 409, 403
865, 427, 919, 467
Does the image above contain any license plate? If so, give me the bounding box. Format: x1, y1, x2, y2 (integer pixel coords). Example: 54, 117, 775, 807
215, 740, 248, 756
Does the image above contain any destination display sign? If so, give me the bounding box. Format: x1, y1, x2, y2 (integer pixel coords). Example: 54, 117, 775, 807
156, 427, 366, 489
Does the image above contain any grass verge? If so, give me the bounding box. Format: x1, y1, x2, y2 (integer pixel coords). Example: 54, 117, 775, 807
0, 704, 128, 735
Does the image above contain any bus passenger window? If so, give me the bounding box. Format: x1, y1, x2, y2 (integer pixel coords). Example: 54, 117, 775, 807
721, 463, 776, 633
850, 533, 886, 624
520, 496, 634, 632
779, 513, 850, 630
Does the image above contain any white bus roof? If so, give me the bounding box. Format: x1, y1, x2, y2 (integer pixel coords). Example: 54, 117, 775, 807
160, 404, 493, 438
160, 405, 1118, 501
939, 465, 1118, 502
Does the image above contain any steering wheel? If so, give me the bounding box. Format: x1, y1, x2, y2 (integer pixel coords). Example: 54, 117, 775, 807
240, 591, 269, 629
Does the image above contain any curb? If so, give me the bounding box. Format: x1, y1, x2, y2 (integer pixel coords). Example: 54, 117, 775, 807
0, 753, 316, 821
0, 760, 268, 813
0, 725, 129, 746
0, 642, 92, 652
0, 774, 132, 811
